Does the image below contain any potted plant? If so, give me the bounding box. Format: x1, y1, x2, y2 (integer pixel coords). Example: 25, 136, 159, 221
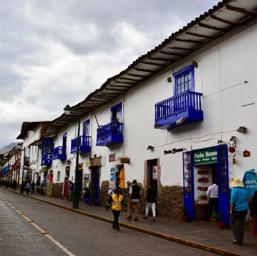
216, 212, 225, 229
181, 206, 190, 222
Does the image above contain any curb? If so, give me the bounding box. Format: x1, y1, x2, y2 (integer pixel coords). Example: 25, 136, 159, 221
12, 190, 241, 256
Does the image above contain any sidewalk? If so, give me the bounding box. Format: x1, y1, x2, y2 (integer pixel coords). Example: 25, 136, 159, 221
16, 191, 256, 256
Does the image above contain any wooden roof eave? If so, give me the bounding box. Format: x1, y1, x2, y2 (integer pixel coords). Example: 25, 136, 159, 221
44, 0, 257, 137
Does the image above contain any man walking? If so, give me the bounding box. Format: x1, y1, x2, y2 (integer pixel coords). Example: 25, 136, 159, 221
126, 179, 141, 221
206, 182, 218, 221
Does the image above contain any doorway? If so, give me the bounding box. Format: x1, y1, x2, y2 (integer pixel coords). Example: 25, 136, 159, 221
183, 145, 230, 224
89, 166, 100, 206
146, 159, 158, 197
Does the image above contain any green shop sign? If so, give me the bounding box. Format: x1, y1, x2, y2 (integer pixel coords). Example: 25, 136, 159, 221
194, 148, 217, 165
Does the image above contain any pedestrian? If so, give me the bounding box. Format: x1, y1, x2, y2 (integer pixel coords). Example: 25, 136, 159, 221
31, 180, 35, 193
68, 181, 74, 201
25, 181, 31, 195
143, 183, 157, 221
250, 189, 257, 226
229, 178, 248, 245
106, 188, 125, 231
89, 185, 96, 206
206, 182, 218, 221
83, 186, 90, 204
126, 179, 141, 221
13, 180, 17, 190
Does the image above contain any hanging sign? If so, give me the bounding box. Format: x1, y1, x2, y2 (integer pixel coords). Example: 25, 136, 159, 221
120, 157, 130, 164
109, 153, 115, 162
194, 148, 217, 165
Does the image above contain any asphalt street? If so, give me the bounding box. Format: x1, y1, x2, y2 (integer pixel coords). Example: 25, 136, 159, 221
0, 188, 218, 256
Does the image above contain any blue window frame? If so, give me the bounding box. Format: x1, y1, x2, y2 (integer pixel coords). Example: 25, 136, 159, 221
83, 119, 90, 136
62, 133, 67, 154
173, 64, 195, 95
111, 103, 122, 122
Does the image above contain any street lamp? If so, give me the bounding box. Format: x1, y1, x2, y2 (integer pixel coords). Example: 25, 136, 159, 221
20, 148, 25, 193
64, 104, 80, 209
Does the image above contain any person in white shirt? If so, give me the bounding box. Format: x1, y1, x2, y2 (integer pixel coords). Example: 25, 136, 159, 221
206, 182, 218, 221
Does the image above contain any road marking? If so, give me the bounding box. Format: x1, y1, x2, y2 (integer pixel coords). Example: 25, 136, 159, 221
1, 196, 77, 256
45, 234, 76, 256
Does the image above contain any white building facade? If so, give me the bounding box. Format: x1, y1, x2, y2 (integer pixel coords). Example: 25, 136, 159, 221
18, 0, 257, 223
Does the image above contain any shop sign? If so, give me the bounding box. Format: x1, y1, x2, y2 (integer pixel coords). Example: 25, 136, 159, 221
194, 148, 217, 165
41, 166, 48, 173
120, 157, 130, 164
109, 153, 116, 162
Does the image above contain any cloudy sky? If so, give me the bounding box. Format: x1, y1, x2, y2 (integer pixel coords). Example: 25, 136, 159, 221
0, 0, 219, 149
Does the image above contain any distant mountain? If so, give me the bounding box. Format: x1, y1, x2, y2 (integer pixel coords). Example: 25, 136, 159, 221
0, 143, 19, 154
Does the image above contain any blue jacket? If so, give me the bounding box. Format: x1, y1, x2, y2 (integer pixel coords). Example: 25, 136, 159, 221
230, 187, 248, 212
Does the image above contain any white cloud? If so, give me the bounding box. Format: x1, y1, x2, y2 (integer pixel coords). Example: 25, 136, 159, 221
0, 0, 219, 148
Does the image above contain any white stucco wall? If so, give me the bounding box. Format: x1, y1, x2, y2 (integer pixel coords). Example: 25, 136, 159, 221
49, 22, 257, 189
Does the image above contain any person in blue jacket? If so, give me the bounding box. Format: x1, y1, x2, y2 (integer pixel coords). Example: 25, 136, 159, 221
229, 178, 248, 245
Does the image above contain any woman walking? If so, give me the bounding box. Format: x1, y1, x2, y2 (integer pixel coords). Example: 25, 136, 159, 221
106, 188, 125, 231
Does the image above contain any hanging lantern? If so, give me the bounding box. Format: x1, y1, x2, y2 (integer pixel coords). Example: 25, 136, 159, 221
243, 150, 251, 157
229, 146, 236, 153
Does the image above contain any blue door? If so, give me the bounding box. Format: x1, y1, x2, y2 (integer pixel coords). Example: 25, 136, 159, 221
92, 167, 100, 206
183, 151, 195, 219
183, 145, 229, 222
216, 144, 230, 225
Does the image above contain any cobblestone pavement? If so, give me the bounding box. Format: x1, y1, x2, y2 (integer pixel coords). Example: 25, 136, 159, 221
0, 189, 218, 256
1, 188, 257, 256
0, 195, 66, 256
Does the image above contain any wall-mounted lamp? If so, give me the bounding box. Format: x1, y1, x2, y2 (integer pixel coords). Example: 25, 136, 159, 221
237, 126, 247, 134
176, 117, 187, 126
63, 104, 80, 209
217, 140, 225, 144
147, 145, 154, 151
167, 76, 172, 83
64, 104, 71, 115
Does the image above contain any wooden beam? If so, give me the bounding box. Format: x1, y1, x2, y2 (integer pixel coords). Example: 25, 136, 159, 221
184, 32, 215, 39
198, 22, 228, 32
210, 14, 236, 25
226, 5, 255, 16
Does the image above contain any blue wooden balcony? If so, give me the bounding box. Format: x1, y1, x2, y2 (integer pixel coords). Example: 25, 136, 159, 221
155, 91, 203, 130
41, 138, 53, 166
52, 146, 67, 160
96, 122, 123, 146
41, 154, 52, 166
70, 135, 91, 154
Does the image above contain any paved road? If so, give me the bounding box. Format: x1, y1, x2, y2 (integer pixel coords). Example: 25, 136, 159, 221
0, 189, 218, 256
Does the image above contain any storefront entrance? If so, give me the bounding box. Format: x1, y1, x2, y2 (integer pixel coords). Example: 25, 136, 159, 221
89, 166, 100, 206
183, 144, 230, 224
145, 159, 158, 199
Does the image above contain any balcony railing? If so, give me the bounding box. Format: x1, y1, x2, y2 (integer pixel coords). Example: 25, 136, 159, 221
41, 138, 53, 166
24, 156, 30, 167
41, 154, 52, 166
70, 135, 91, 154
155, 91, 203, 130
96, 122, 123, 146
52, 146, 67, 160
